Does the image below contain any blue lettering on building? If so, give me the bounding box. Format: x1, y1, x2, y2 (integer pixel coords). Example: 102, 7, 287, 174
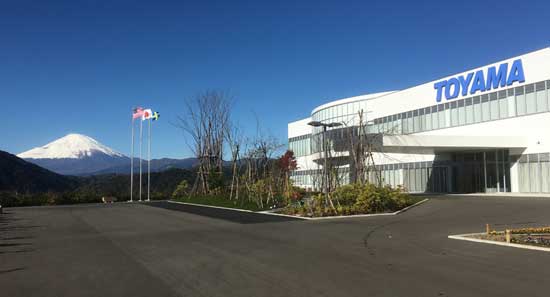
486, 63, 508, 90
458, 72, 473, 96
470, 70, 486, 95
445, 77, 460, 99
434, 59, 525, 102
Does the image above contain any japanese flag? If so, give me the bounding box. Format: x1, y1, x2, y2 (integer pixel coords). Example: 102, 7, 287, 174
141, 109, 153, 120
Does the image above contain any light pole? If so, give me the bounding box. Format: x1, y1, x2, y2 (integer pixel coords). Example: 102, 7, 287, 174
307, 120, 342, 200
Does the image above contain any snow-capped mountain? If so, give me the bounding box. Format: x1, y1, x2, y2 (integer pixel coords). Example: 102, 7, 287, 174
17, 133, 199, 176
18, 134, 129, 175
18, 133, 125, 159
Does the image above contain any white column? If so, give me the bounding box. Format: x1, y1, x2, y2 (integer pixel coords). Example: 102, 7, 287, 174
148, 119, 151, 202
130, 117, 134, 202
139, 119, 143, 201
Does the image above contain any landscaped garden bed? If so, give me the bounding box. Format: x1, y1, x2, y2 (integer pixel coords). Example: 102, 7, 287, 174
467, 227, 550, 248
278, 183, 425, 218
450, 226, 550, 251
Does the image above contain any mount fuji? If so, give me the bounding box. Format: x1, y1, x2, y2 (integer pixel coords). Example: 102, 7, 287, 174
18, 133, 198, 176
18, 134, 130, 175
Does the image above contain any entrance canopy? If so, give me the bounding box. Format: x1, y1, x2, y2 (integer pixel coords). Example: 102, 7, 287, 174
381, 135, 528, 154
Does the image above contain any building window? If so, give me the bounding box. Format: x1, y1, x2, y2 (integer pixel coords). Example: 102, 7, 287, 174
458, 99, 466, 125
516, 86, 526, 115
407, 111, 413, 133
490, 92, 499, 120
498, 90, 508, 119
473, 96, 481, 123
536, 81, 547, 112
391, 114, 398, 134
444, 103, 451, 127
507, 88, 516, 117
413, 109, 419, 133
419, 108, 425, 131
465, 97, 474, 124
401, 112, 408, 134
525, 84, 536, 114
431, 106, 439, 130
425, 107, 432, 131
481, 94, 490, 121
438, 104, 446, 128
396, 115, 402, 134
450, 101, 458, 127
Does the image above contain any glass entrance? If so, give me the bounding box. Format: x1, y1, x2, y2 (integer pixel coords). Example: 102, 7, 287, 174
453, 150, 510, 193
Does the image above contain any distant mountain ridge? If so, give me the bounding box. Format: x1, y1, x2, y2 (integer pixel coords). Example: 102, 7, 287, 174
89, 157, 200, 175
18, 133, 199, 176
0, 150, 77, 193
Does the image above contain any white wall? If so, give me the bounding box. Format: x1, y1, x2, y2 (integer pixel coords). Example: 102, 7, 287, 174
288, 117, 311, 138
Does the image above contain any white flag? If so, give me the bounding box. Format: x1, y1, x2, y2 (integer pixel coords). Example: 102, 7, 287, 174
141, 109, 153, 120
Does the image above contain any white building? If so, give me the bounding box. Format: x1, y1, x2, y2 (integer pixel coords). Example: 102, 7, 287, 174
288, 47, 550, 193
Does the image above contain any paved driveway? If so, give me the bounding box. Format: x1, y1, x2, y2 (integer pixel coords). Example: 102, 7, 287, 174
1, 196, 550, 297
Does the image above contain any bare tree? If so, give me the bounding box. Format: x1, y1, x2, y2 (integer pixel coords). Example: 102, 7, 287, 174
337, 109, 384, 187
176, 90, 232, 195
225, 122, 243, 200
238, 116, 285, 208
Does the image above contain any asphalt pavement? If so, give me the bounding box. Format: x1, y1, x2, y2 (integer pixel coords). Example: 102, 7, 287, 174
1, 196, 550, 297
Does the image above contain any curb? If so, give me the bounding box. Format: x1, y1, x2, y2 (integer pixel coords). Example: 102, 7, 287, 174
301, 198, 429, 221
165, 200, 310, 220
167, 200, 255, 213
162, 198, 429, 221
448, 233, 550, 252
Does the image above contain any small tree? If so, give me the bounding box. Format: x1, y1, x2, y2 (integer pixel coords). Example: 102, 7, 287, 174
172, 180, 189, 199
279, 150, 297, 205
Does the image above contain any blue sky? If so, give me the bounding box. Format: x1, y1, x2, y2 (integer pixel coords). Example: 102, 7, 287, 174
1, 0, 549, 159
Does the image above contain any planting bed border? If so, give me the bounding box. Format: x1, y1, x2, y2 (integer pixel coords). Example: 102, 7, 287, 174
153, 198, 429, 221
448, 233, 550, 252
265, 198, 429, 220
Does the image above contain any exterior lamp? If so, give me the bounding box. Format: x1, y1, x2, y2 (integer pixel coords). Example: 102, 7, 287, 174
307, 120, 342, 198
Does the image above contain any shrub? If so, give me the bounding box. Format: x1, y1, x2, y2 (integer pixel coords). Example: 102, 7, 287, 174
172, 180, 189, 199
290, 186, 306, 201
207, 170, 224, 194
332, 183, 412, 214
279, 183, 412, 217
510, 227, 550, 234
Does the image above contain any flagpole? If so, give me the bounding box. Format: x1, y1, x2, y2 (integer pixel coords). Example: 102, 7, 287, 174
148, 118, 151, 202
130, 116, 134, 202
139, 118, 143, 202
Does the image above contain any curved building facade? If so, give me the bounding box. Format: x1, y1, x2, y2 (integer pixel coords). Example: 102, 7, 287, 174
288, 47, 550, 193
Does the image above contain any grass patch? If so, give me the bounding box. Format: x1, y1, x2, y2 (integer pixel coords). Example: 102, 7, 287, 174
172, 195, 268, 212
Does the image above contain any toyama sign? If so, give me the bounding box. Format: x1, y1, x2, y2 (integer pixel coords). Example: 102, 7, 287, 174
434, 59, 525, 102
